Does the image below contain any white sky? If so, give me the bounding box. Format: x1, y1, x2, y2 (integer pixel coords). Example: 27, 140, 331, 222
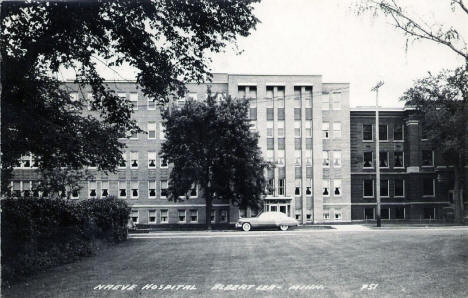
209, 0, 467, 107
61, 0, 467, 108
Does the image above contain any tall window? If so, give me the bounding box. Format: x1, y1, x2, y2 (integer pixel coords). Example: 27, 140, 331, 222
130, 210, 139, 224
119, 152, 127, 169
266, 150, 274, 163
119, 181, 127, 198
190, 210, 198, 223
278, 179, 285, 196
294, 108, 301, 120
178, 209, 186, 223
220, 210, 228, 223
129, 93, 138, 110
363, 179, 374, 197
101, 181, 109, 197
423, 178, 435, 196
148, 210, 157, 223
422, 150, 434, 166
333, 151, 342, 168
266, 108, 274, 121
131, 181, 139, 199
333, 179, 342, 196
332, 92, 341, 110
322, 122, 329, 139
277, 150, 285, 167
159, 124, 166, 140
148, 181, 156, 199
189, 184, 198, 198
294, 121, 301, 137
89, 181, 97, 198
147, 97, 156, 110
147, 121, 156, 139
363, 124, 373, 141
267, 121, 273, 137
130, 152, 139, 169
321, 93, 329, 110
381, 180, 389, 197
394, 124, 403, 141
394, 152, 404, 168
160, 156, 168, 168
148, 152, 156, 168
322, 180, 330, 196
379, 124, 388, 141
394, 179, 405, 197
160, 180, 168, 198
267, 138, 274, 150
363, 152, 373, 168
295, 150, 301, 166
305, 179, 312, 196
160, 209, 168, 223
305, 121, 312, 137
379, 152, 389, 168
322, 151, 330, 168
277, 121, 285, 137
305, 150, 312, 166
295, 179, 301, 196
333, 122, 341, 138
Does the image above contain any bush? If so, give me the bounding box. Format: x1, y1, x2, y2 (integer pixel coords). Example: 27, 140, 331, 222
1, 197, 130, 283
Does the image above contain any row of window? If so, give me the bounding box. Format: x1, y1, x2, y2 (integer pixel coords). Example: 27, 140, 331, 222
362, 178, 435, 197
116, 151, 167, 169
130, 209, 229, 224
323, 209, 343, 220
362, 124, 404, 141
8, 180, 197, 200
362, 207, 438, 220
362, 150, 435, 169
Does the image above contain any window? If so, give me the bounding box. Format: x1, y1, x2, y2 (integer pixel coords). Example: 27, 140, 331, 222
160, 180, 168, 198
147, 122, 156, 139
189, 184, 198, 198
394, 152, 404, 168
22, 181, 31, 197
148, 181, 156, 199
278, 138, 285, 150
21, 154, 31, 168
130, 152, 139, 169
305, 138, 312, 150
305, 179, 312, 196
267, 177, 275, 196
190, 209, 198, 223
334, 211, 342, 220
394, 125, 403, 141
304, 86, 312, 106
159, 124, 166, 140
266, 150, 274, 163
294, 108, 301, 120
333, 179, 342, 196
119, 181, 127, 198
379, 124, 388, 141
131, 181, 139, 199
422, 150, 434, 166
323, 212, 330, 220
277, 108, 285, 120
147, 97, 156, 110
148, 210, 156, 223
278, 179, 285, 196
294, 138, 301, 150
305, 108, 312, 120
71, 189, 79, 199
322, 151, 330, 168
423, 178, 435, 196
363, 179, 374, 197
266, 108, 274, 120
129, 93, 138, 110
249, 108, 257, 120
160, 209, 169, 223
238, 86, 246, 98
363, 124, 373, 141
306, 214, 312, 221
89, 181, 97, 198
119, 152, 127, 169
211, 210, 216, 223
381, 179, 389, 197
379, 152, 389, 168
364, 208, 374, 220
421, 124, 428, 140
267, 121, 273, 137
267, 138, 274, 150
148, 152, 156, 168
305, 121, 312, 137
322, 179, 330, 196
101, 181, 109, 197
322, 122, 329, 139
295, 150, 301, 165
381, 208, 390, 220
160, 157, 168, 168
277, 150, 285, 166
333, 151, 342, 168
295, 179, 301, 196
363, 152, 373, 168
394, 179, 405, 197
131, 210, 139, 224
305, 150, 312, 166
220, 210, 228, 223
332, 92, 341, 110
321, 93, 329, 110
294, 121, 301, 137
249, 87, 257, 99
395, 207, 405, 219
178, 209, 186, 223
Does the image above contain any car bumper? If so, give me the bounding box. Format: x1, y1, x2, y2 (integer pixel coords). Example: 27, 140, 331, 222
235, 222, 243, 228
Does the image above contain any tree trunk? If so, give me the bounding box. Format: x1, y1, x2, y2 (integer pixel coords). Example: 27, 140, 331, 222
205, 195, 213, 230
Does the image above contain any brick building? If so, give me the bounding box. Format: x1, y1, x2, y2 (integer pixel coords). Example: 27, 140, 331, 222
350, 107, 467, 222
9, 73, 351, 225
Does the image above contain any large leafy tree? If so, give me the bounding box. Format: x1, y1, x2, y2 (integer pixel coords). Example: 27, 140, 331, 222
0, 0, 260, 193
160, 93, 269, 228
401, 67, 467, 223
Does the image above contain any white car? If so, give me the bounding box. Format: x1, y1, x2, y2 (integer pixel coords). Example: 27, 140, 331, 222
235, 212, 299, 231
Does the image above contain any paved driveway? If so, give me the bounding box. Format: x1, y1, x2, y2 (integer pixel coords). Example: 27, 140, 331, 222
4, 227, 468, 298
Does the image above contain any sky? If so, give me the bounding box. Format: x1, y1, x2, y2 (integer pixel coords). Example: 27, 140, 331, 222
61, 0, 467, 108
207, 0, 467, 107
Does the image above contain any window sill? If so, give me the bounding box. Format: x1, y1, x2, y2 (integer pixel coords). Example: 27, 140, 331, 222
393, 140, 404, 142
363, 196, 374, 199
421, 165, 434, 168
422, 195, 435, 198
362, 140, 374, 142
394, 196, 405, 198
394, 167, 405, 169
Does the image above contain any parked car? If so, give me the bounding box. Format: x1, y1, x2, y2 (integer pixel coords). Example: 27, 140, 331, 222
235, 211, 299, 231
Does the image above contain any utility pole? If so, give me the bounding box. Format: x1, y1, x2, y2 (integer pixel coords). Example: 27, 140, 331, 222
371, 81, 384, 228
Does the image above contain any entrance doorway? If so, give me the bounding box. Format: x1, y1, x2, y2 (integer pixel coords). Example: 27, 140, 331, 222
264, 198, 292, 217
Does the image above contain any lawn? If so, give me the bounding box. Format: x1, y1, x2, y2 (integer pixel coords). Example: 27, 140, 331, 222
3, 228, 468, 297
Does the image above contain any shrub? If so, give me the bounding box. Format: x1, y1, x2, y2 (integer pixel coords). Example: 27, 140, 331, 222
1, 197, 130, 283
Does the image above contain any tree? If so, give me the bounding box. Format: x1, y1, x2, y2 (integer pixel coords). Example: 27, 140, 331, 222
356, 0, 468, 63
400, 67, 467, 223
160, 93, 269, 229
0, 0, 260, 193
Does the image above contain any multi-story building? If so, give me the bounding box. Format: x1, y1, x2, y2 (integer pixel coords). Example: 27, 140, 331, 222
9, 73, 352, 225
350, 107, 467, 221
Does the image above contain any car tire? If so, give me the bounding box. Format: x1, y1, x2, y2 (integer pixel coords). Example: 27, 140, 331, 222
279, 225, 289, 231
242, 223, 251, 232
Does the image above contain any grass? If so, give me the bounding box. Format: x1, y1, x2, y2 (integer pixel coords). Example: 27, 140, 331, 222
3, 228, 468, 297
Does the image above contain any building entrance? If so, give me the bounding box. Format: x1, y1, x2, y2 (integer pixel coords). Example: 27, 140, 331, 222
264, 198, 292, 217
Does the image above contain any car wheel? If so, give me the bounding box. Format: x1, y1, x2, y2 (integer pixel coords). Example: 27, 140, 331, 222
242, 223, 251, 232
279, 225, 289, 231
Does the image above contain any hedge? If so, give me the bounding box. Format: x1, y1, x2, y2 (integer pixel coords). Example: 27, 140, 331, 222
1, 197, 130, 283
